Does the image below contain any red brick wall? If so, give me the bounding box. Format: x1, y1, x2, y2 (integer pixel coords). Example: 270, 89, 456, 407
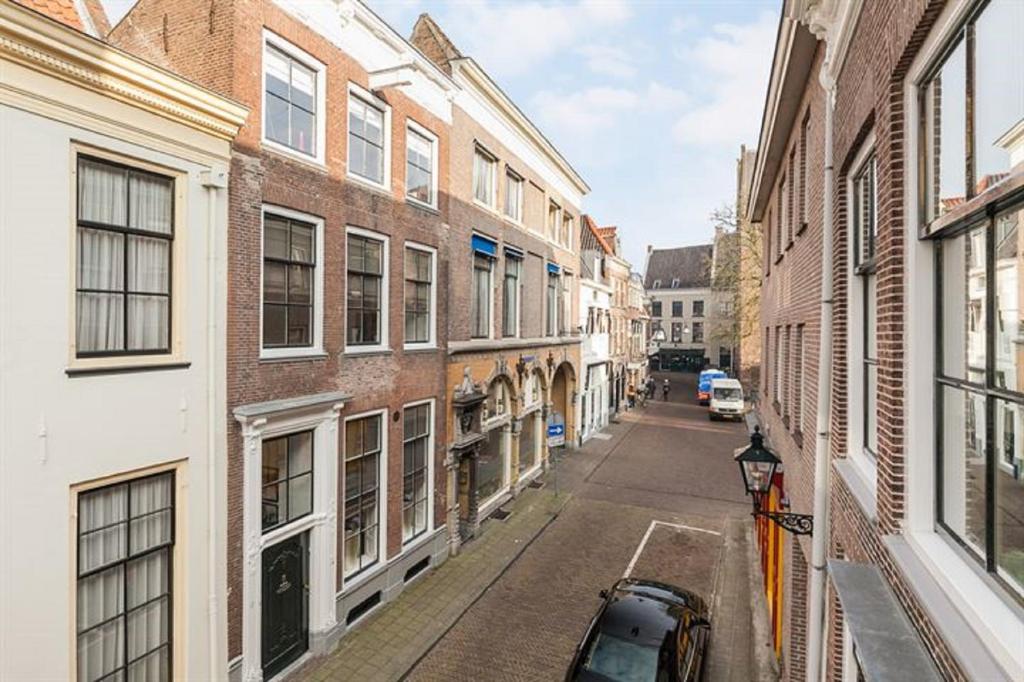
110, 0, 455, 659
756, 41, 827, 681
826, 0, 968, 678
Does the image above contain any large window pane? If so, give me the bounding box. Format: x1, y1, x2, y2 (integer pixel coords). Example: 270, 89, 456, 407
519, 412, 538, 474
476, 427, 506, 502
940, 384, 988, 558
347, 234, 384, 346
995, 206, 1023, 395
344, 416, 381, 577
472, 255, 492, 338
261, 432, 313, 532
994, 396, 1024, 595
402, 404, 431, 543
264, 44, 317, 157
77, 473, 173, 682
406, 129, 433, 204
926, 38, 967, 221
941, 225, 987, 381
349, 97, 385, 184
503, 256, 520, 337
404, 248, 432, 344
974, 0, 1024, 194
263, 215, 316, 349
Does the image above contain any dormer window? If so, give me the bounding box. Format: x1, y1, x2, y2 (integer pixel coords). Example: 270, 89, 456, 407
652, 279, 662, 289
671, 278, 680, 288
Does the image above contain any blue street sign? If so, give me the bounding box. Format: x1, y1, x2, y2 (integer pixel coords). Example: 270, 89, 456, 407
547, 422, 565, 447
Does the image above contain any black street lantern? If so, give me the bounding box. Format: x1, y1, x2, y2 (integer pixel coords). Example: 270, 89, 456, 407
735, 426, 778, 496
734, 426, 814, 536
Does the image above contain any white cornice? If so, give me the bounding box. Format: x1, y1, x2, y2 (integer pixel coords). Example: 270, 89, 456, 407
452, 57, 590, 196
0, 1, 248, 140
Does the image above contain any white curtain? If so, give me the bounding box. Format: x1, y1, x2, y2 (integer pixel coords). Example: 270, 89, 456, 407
78, 475, 172, 681
128, 174, 172, 235
77, 228, 124, 353
79, 159, 126, 226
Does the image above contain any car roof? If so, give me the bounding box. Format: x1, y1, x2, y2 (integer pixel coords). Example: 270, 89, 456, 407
699, 368, 725, 377
711, 378, 742, 388
596, 591, 678, 647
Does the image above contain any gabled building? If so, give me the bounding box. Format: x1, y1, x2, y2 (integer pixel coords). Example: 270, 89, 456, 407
579, 216, 614, 440
643, 238, 734, 373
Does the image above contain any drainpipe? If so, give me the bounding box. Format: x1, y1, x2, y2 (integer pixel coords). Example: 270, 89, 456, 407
806, 72, 836, 682
201, 168, 228, 681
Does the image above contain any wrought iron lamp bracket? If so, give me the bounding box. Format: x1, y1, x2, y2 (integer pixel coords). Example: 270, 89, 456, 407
751, 494, 814, 536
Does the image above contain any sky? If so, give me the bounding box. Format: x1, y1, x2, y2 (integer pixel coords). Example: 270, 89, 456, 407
102, 0, 779, 270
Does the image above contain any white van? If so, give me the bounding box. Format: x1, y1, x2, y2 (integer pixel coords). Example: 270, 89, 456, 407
708, 378, 745, 421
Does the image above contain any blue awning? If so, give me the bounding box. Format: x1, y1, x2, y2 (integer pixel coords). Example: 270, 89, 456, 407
472, 234, 497, 257
547, 262, 561, 274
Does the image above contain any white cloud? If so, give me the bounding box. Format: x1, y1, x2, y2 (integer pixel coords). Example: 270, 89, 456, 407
576, 45, 637, 79
671, 11, 776, 146
530, 81, 687, 139
669, 14, 697, 35
437, 0, 632, 77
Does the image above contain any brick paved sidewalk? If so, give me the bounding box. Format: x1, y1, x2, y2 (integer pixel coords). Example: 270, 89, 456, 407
296, 415, 638, 681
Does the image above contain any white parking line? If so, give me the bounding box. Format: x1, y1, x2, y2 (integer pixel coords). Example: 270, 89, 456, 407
622, 520, 721, 579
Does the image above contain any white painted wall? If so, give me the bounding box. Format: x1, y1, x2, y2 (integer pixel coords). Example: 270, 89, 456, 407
0, 102, 230, 679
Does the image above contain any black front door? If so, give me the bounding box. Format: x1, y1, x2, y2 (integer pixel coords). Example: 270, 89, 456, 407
262, 532, 309, 679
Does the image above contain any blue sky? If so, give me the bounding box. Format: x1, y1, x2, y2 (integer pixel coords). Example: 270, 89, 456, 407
103, 0, 779, 269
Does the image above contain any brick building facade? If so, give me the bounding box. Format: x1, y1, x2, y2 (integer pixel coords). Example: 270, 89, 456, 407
111, 1, 459, 678
410, 14, 587, 543
750, 1, 1023, 680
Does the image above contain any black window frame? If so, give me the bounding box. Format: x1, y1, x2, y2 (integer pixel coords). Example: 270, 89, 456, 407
671, 301, 683, 318
262, 213, 316, 350
692, 300, 704, 318
934, 191, 1024, 603
692, 321, 704, 344
76, 155, 175, 358
471, 253, 493, 339
347, 233, 385, 347
261, 431, 315, 533
344, 414, 383, 579
403, 246, 433, 345
503, 254, 522, 338
853, 153, 879, 458
651, 300, 662, 317
402, 403, 431, 544
76, 471, 175, 682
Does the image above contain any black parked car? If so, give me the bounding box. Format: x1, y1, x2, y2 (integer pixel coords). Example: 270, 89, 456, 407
565, 578, 711, 682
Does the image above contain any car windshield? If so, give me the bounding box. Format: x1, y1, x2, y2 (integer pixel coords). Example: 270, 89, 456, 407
581, 632, 660, 681
714, 388, 741, 400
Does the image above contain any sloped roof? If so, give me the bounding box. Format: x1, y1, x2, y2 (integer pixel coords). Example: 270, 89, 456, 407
582, 215, 613, 255
644, 245, 713, 290
14, 0, 109, 36
410, 13, 464, 75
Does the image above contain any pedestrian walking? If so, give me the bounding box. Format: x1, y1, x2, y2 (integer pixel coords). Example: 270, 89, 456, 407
627, 383, 636, 408
662, 378, 671, 401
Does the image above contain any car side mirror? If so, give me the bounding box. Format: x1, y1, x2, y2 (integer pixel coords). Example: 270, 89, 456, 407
599, 589, 609, 599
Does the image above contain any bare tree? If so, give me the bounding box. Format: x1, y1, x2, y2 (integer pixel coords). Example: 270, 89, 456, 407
705, 203, 762, 367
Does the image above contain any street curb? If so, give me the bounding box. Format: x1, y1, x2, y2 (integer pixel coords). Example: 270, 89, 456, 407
747, 522, 782, 680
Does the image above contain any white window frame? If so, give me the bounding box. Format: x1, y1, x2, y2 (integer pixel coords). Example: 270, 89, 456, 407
845, 134, 879, 495
473, 145, 497, 209
403, 241, 437, 350
504, 167, 524, 224
548, 200, 562, 243
261, 29, 327, 166
341, 408, 388, 589
401, 398, 435, 548
344, 225, 390, 354
235, 401, 343, 682
405, 119, 438, 210
471, 243, 495, 340
903, 0, 1024, 676
347, 82, 392, 192
260, 205, 326, 360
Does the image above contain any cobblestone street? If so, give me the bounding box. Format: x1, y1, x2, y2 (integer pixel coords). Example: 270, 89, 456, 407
298, 372, 775, 681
